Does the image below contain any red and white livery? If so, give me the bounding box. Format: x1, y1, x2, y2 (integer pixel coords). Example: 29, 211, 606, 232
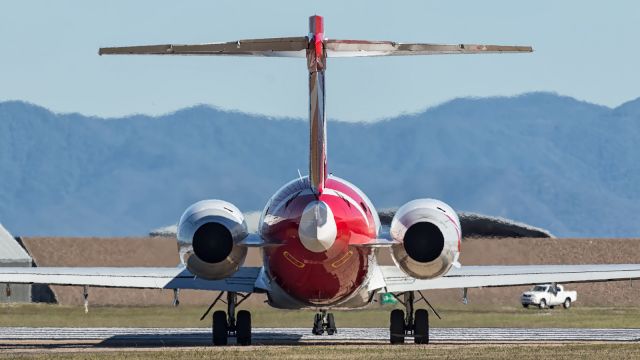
2, 15, 640, 346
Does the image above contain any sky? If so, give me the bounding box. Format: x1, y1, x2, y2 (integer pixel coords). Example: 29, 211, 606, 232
1, 1, 639, 122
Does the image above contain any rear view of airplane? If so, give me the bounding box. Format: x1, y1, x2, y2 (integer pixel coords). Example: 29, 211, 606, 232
3, 15, 640, 345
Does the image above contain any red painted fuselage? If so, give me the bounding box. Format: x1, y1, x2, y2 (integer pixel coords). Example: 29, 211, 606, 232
260, 176, 379, 306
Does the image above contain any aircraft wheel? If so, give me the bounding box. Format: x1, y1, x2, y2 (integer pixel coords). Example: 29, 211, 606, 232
522, 304, 529, 308
312, 313, 324, 335
563, 298, 572, 309
327, 313, 337, 335
390, 309, 405, 344
414, 309, 429, 344
212, 310, 228, 346
236, 310, 252, 346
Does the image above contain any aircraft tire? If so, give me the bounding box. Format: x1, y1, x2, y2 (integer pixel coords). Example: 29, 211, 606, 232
390, 309, 405, 344
414, 309, 429, 344
212, 310, 228, 346
236, 310, 252, 345
312, 313, 323, 335
327, 313, 337, 335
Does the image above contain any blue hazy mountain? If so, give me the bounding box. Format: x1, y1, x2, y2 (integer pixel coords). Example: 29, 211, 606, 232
1, 92, 639, 237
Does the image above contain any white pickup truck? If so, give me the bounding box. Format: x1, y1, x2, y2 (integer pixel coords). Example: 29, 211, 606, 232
521, 284, 577, 309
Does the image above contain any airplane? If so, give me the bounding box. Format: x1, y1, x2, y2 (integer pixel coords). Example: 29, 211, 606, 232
2, 15, 640, 346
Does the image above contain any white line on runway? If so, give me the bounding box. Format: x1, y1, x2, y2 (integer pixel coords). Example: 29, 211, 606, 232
0, 327, 638, 343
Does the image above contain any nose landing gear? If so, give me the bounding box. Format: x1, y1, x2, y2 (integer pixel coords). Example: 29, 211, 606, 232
312, 309, 337, 335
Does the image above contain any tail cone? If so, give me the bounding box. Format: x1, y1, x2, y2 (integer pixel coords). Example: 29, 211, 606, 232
298, 201, 337, 252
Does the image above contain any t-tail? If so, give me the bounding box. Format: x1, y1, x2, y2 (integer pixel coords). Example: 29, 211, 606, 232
99, 15, 532, 194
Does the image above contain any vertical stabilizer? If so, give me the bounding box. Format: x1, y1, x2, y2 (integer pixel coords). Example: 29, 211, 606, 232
307, 15, 327, 194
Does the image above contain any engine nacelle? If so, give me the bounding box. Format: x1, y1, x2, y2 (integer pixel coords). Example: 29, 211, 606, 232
390, 199, 461, 280
177, 200, 248, 280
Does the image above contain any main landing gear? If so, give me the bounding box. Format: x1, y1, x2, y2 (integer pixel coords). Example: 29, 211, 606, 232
389, 291, 440, 345
201, 291, 252, 346
312, 309, 337, 335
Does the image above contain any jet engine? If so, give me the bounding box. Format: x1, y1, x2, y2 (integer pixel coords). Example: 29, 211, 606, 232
389, 199, 461, 279
177, 200, 248, 280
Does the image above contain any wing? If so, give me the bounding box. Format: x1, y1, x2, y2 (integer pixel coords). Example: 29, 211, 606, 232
99, 37, 308, 57
325, 40, 532, 57
377, 264, 640, 292
0, 266, 261, 293
350, 238, 400, 248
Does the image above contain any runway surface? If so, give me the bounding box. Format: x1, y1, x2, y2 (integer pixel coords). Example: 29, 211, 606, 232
0, 327, 639, 347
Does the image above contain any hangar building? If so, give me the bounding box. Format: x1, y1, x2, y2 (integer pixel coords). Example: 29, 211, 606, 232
0, 223, 32, 302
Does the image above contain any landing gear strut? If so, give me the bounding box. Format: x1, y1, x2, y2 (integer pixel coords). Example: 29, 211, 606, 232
389, 291, 440, 344
312, 309, 337, 335
202, 291, 252, 346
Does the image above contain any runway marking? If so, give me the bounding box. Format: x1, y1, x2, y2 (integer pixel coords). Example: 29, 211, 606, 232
0, 327, 638, 345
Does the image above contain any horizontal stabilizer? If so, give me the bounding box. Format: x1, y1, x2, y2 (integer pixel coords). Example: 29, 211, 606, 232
99, 37, 308, 57
325, 40, 532, 57
100, 37, 532, 59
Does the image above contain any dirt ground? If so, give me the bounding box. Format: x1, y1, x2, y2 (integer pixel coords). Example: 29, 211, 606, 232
20, 237, 640, 307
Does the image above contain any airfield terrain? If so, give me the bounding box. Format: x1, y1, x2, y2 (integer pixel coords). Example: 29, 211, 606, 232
19, 236, 640, 307
3, 236, 637, 358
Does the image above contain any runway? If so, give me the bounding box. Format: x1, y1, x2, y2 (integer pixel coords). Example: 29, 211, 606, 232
0, 327, 639, 348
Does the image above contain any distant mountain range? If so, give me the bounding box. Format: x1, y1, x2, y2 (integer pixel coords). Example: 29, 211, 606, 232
1, 92, 639, 237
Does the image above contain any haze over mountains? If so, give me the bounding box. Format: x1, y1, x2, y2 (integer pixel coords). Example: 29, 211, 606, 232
1, 92, 639, 237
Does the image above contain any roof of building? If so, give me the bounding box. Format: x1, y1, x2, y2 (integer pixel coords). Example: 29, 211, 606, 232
0, 223, 32, 262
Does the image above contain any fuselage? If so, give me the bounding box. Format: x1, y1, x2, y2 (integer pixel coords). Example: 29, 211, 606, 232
259, 175, 381, 307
